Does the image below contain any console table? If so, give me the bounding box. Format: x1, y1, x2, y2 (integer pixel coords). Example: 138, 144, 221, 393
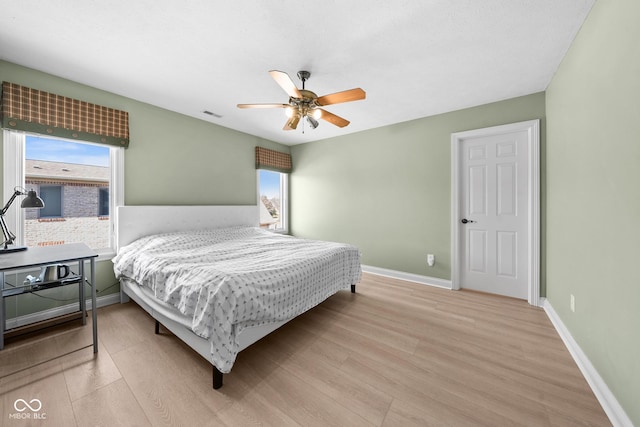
0, 243, 98, 352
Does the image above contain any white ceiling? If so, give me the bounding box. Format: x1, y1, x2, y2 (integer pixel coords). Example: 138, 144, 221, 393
0, 0, 594, 146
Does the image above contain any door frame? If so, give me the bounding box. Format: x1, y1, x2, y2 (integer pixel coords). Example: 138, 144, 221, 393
451, 119, 540, 306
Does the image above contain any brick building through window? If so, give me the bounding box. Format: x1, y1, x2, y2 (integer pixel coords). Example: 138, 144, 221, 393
23, 159, 110, 248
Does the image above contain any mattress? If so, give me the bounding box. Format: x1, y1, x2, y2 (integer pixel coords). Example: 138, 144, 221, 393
113, 226, 361, 372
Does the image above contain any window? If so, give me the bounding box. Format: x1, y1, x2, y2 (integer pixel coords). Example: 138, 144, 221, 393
3, 130, 124, 256
98, 188, 109, 216
38, 185, 62, 218
258, 169, 288, 233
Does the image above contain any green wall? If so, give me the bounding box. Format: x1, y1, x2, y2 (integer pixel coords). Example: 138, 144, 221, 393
545, 0, 640, 423
290, 93, 546, 284
0, 60, 287, 317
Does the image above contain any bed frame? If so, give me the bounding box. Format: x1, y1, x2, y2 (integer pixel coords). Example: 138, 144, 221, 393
116, 205, 356, 389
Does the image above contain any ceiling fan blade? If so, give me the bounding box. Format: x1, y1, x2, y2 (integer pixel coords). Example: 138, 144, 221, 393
316, 88, 366, 106
269, 70, 302, 99
237, 103, 289, 109
317, 109, 350, 128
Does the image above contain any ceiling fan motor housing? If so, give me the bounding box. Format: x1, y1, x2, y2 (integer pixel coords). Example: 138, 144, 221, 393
289, 89, 320, 119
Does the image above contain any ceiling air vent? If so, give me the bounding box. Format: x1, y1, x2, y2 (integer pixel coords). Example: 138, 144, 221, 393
203, 110, 222, 118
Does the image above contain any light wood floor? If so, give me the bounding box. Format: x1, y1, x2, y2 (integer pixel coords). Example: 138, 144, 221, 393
0, 273, 610, 426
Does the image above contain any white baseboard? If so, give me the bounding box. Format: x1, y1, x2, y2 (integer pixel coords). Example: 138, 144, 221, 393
361, 265, 452, 289
542, 298, 633, 427
5, 292, 121, 330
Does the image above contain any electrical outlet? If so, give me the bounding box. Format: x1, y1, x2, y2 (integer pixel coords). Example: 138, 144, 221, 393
427, 254, 435, 266
570, 294, 575, 313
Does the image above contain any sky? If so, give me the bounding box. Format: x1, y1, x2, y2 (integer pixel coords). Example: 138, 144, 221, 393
259, 170, 281, 199
26, 135, 110, 167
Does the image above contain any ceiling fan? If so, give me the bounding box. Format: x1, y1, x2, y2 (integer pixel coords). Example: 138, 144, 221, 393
237, 70, 366, 131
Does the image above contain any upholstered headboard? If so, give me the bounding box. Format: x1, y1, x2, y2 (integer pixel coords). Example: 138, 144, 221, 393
116, 205, 259, 249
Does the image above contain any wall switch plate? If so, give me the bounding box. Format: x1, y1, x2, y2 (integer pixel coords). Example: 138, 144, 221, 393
427, 254, 435, 266
570, 294, 575, 312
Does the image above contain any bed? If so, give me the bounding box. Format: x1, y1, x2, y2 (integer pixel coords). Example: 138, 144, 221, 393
113, 205, 361, 389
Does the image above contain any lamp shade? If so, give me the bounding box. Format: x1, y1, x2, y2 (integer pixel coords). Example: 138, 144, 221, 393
20, 190, 45, 208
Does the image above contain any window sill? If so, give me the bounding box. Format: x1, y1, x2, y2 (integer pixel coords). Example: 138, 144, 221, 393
95, 250, 116, 262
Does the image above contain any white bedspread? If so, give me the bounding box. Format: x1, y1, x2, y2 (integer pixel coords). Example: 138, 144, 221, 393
113, 227, 361, 373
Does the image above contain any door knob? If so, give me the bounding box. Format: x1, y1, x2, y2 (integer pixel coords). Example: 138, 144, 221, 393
461, 218, 476, 224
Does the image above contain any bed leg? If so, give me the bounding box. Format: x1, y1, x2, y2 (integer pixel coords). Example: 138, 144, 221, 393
155, 320, 160, 334
213, 366, 223, 389
351, 284, 356, 293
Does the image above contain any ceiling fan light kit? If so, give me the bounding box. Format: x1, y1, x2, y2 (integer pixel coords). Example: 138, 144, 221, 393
306, 116, 319, 129
237, 70, 366, 131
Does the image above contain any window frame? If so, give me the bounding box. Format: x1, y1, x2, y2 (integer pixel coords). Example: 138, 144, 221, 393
257, 169, 289, 234
2, 129, 124, 259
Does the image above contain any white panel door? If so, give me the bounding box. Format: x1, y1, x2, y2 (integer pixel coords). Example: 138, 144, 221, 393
459, 128, 530, 299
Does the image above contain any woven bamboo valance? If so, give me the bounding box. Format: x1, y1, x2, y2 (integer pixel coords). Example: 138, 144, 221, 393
1, 81, 129, 148
255, 146, 292, 173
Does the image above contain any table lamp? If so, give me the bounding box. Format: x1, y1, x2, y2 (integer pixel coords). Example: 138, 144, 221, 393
0, 187, 45, 253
